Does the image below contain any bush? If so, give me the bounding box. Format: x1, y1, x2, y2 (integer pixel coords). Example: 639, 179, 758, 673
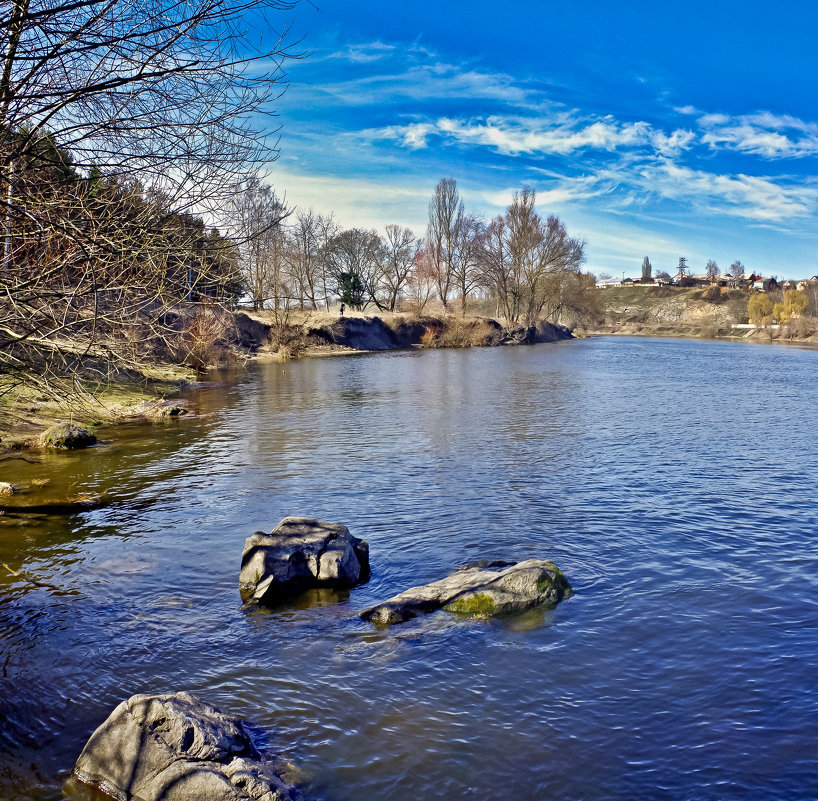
419, 318, 501, 348
167, 307, 237, 370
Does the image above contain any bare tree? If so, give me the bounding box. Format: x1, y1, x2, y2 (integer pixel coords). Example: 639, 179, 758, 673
479, 187, 586, 327
730, 260, 745, 288
229, 180, 290, 310
0, 0, 296, 395
706, 259, 719, 281
286, 211, 340, 311
1, 0, 296, 213
476, 216, 515, 320
326, 228, 383, 311
286, 209, 326, 310
380, 224, 417, 311
450, 212, 483, 315
426, 177, 462, 313
405, 245, 437, 315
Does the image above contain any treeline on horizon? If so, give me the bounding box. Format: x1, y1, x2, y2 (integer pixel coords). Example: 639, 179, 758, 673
233, 177, 600, 326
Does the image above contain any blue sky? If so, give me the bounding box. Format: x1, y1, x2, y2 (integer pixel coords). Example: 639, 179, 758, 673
265, 0, 818, 279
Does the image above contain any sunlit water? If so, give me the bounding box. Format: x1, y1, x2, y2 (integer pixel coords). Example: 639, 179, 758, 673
1, 336, 817, 800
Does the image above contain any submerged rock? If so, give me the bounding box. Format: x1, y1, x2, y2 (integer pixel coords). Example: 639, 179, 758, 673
0, 481, 14, 495
239, 517, 370, 605
38, 423, 96, 449
360, 559, 572, 625
70, 691, 301, 801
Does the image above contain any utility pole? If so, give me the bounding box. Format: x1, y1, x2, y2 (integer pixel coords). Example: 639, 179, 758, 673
678, 257, 688, 278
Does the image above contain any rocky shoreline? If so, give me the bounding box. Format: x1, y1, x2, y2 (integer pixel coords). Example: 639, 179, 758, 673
68, 518, 573, 800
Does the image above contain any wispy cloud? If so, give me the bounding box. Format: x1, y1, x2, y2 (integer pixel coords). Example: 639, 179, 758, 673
697, 111, 818, 158
372, 114, 696, 158
635, 161, 818, 222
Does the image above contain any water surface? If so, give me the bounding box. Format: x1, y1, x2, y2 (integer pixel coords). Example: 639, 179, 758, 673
1, 337, 817, 800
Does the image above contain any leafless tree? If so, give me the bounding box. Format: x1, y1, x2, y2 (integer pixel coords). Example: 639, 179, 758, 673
229, 180, 290, 310
326, 228, 384, 311
379, 224, 417, 311
0, 0, 297, 395
450, 212, 483, 315
477, 187, 586, 326
426, 177, 463, 313
730, 260, 745, 289
706, 259, 719, 281
476, 216, 515, 320
405, 246, 437, 315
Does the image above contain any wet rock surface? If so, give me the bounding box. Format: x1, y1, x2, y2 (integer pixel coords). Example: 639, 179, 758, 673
360, 559, 572, 625
239, 517, 370, 604
70, 691, 301, 801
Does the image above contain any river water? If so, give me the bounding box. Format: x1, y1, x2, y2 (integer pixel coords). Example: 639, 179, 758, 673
1, 336, 817, 800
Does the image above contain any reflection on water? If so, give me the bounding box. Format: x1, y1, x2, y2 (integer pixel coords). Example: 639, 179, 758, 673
2, 337, 818, 800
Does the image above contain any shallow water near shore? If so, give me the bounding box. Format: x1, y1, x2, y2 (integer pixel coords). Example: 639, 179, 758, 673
1, 336, 818, 800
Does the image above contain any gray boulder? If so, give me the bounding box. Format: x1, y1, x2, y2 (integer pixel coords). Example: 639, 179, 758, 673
239, 517, 370, 604
360, 559, 572, 625
70, 691, 301, 801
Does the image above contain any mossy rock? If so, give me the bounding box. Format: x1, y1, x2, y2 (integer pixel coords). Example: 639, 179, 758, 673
361, 558, 573, 625
39, 423, 97, 450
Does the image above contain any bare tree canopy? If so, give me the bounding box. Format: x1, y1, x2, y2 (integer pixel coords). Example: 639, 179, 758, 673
0, 0, 297, 395
476, 187, 589, 326
1, 0, 297, 212
426, 177, 462, 313
229, 180, 290, 310
326, 228, 383, 311
380, 224, 417, 311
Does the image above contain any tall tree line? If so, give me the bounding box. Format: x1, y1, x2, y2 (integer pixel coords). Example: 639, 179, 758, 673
242, 178, 596, 328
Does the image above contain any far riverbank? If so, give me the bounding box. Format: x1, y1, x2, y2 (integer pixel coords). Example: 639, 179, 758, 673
0, 310, 572, 451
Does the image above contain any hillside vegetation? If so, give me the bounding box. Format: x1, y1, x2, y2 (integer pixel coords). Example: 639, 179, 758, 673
594, 286, 749, 337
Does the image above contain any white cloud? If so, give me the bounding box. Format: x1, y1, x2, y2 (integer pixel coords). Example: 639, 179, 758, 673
261, 167, 432, 232
637, 161, 818, 222
319, 41, 397, 63
373, 114, 695, 158
697, 111, 818, 158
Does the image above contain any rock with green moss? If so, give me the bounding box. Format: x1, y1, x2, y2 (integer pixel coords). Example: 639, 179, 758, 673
359, 559, 572, 625
38, 423, 96, 449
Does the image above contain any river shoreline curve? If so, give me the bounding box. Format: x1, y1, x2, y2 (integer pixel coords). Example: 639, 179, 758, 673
0, 311, 572, 451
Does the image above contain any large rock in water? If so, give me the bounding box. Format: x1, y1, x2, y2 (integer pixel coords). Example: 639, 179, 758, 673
360, 559, 572, 625
70, 692, 301, 801
239, 517, 370, 604
38, 423, 97, 449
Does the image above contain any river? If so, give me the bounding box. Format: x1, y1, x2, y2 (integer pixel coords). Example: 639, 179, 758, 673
1, 336, 817, 800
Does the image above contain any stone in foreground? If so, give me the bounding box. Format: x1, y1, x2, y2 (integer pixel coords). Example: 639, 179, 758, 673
239, 517, 370, 605
70, 691, 301, 801
38, 423, 96, 449
360, 559, 572, 625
